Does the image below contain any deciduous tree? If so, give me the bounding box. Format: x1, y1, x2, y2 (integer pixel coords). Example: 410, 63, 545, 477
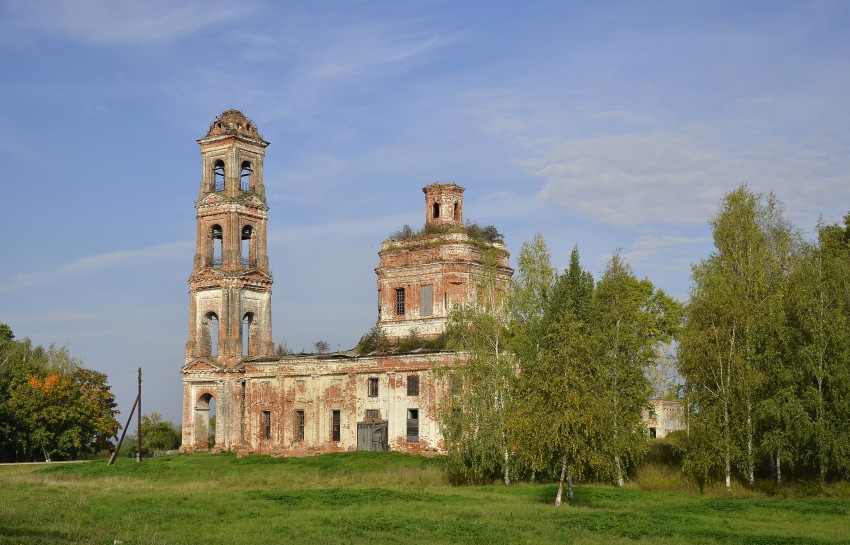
440, 251, 514, 484
0, 325, 119, 462
591, 253, 680, 486
680, 187, 796, 488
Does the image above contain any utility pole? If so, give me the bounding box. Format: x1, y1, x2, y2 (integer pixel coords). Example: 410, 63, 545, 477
108, 367, 143, 465
136, 367, 142, 463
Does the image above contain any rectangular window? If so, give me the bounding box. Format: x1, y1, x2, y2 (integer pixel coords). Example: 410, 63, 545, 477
420, 285, 433, 316
407, 375, 420, 396
366, 409, 379, 421
395, 288, 405, 315
261, 410, 270, 440
295, 410, 305, 441
368, 377, 379, 397
332, 410, 341, 442
406, 409, 419, 443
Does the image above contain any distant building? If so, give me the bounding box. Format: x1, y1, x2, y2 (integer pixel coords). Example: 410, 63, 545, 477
642, 399, 687, 439
180, 110, 512, 455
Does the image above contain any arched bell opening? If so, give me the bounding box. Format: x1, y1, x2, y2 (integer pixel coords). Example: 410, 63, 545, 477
240, 225, 253, 269
240, 161, 252, 192
201, 312, 219, 357
195, 393, 217, 450
213, 160, 225, 192
210, 225, 223, 268
242, 312, 254, 356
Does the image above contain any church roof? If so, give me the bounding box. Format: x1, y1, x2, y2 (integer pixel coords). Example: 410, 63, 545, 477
203, 109, 266, 142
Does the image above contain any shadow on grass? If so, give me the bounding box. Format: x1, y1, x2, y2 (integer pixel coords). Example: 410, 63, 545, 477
0, 524, 73, 543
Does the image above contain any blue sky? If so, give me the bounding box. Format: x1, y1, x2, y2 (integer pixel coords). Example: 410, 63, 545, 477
1, 0, 848, 425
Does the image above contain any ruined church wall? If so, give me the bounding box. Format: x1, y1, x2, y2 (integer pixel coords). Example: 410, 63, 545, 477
237, 352, 450, 456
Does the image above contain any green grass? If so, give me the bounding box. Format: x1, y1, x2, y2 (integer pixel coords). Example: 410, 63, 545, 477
1, 452, 848, 545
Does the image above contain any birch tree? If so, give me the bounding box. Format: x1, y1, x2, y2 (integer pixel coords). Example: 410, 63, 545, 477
507, 234, 556, 478
591, 253, 680, 487
510, 246, 598, 505
680, 186, 796, 488
516, 303, 599, 505
440, 250, 514, 484
786, 217, 850, 482
509, 233, 556, 372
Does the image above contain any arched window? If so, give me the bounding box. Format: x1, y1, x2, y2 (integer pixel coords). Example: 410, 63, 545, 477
211, 225, 223, 268
240, 161, 252, 192
453, 203, 459, 221
241, 225, 253, 268
203, 312, 219, 357
433, 202, 440, 218
242, 312, 254, 356
196, 393, 216, 449
214, 160, 225, 192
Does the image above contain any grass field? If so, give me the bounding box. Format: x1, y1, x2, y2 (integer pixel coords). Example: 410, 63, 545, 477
1, 452, 848, 545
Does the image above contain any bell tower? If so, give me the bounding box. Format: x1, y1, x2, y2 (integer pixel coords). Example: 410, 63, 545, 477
181, 110, 274, 452
424, 182, 463, 229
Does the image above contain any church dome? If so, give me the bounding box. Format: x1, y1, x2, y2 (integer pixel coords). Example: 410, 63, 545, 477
205, 109, 263, 140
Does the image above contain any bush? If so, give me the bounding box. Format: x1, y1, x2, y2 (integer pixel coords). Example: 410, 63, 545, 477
355, 326, 391, 354
355, 326, 446, 355
387, 222, 503, 243
388, 224, 416, 241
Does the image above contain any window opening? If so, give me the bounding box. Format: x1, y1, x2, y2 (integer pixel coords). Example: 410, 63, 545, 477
206, 312, 219, 357
407, 375, 420, 396
420, 285, 433, 317
367, 377, 379, 397
406, 409, 419, 443
242, 313, 253, 356
211, 225, 223, 268
395, 288, 405, 315
365, 409, 379, 421
240, 225, 252, 268
208, 397, 217, 447
240, 161, 252, 191
214, 160, 225, 192
261, 411, 271, 440
453, 203, 459, 220
332, 410, 341, 441
295, 410, 305, 441
432, 202, 440, 218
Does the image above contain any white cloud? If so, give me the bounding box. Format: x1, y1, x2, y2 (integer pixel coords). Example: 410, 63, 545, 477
622, 234, 712, 264
4, 0, 246, 44
533, 128, 850, 228
0, 240, 192, 294
306, 28, 448, 82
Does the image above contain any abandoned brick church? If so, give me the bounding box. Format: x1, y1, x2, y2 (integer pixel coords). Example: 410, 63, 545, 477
180, 110, 513, 455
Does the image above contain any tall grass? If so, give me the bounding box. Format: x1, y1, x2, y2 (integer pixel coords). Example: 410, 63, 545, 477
1, 452, 848, 545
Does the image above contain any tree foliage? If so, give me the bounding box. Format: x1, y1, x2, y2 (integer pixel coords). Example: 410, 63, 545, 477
679, 186, 850, 488
0, 326, 120, 462
125, 413, 181, 453
680, 187, 792, 489
785, 215, 850, 482
591, 253, 681, 487
439, 250, 514, 484
510, 245, 599, 504
441, 237, 681, 501
313, 340, 331, 354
